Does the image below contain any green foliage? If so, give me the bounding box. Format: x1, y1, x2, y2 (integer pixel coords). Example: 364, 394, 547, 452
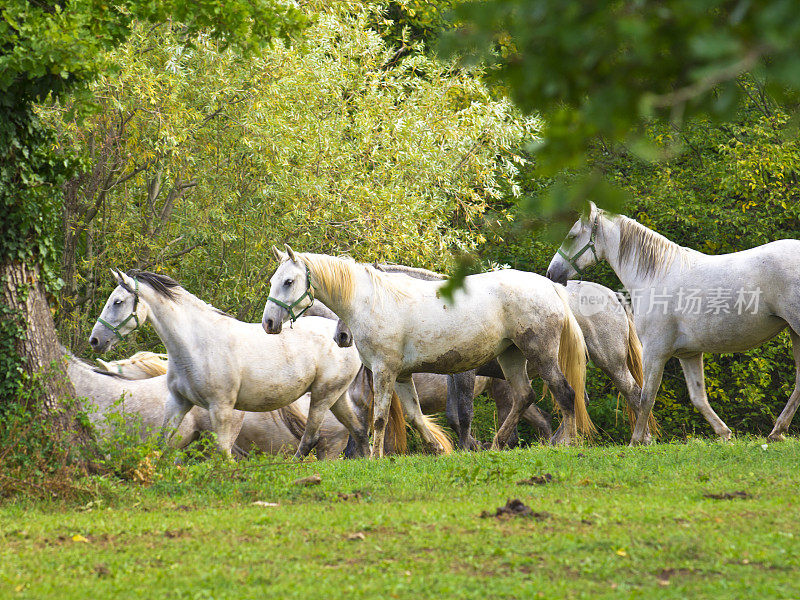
444, 0, 800, 207
44, 7, 534, 351
0, 0, 306, 396
370, 0, 461, 48
0, 374, 95, 501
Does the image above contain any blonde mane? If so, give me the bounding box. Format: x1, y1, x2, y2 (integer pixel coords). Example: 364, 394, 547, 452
617, 216, 686, 279
299, 253, 411, 306
98, 351, 169, 377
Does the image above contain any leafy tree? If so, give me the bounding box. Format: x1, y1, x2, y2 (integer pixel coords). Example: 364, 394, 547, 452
0, 0, 305, 435
44, 6, 534, 355
444, 0, 800, 207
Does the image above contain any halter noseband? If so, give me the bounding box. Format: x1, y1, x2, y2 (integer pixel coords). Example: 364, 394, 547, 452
557, 214, 599, 278
267, 265, 315, 324
96, 277, 141, 341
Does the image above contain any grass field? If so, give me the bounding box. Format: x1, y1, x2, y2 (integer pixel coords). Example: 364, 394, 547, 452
1, 438, 799, 599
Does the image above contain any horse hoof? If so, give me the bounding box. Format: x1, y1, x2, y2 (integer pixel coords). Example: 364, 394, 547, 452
767, 432, 785, 443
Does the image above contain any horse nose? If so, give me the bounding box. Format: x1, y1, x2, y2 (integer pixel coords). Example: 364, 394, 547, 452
264, 318, 274, 332
90, 336, 99, 348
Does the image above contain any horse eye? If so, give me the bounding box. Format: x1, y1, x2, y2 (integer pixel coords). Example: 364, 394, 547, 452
113, 299, 123, 305
284, 279, 294, 287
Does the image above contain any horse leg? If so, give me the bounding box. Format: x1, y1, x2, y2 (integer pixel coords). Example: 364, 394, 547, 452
161, 391, 193, 446
631, 351, 668, 446
329, 391, 370, 457
395, 378, 445, 454
679, 354, 732, 441
208, 400, 240, 457
492, 348, 538, 449
490, 379, 518, 447
446, 370, 478, 450
294, 395, 331, 458
768, 329, 800, 441
605, 367, 649, 441
370, 367, 397, 458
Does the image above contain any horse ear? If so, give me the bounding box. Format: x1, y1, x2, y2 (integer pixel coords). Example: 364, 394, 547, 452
284, 244, 298, 262
110, 268, 123, 284
117, 270, 136, 290
587, 201, 598, 219
272, 246, 287, 262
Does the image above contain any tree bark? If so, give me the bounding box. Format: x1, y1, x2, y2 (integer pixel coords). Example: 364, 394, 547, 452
0, 260, 93, 450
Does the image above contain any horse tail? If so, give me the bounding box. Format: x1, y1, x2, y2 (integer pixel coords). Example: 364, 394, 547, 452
553, 285, 595, 437
422, 415, 453, 454
279, 402, 308, 441
615, 293, 660, 436
364, 371, 408, 454
387, 391, 408, 454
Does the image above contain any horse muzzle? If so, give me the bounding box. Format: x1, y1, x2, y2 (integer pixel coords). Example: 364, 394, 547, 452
546, 264, 569, 286
262, 317, 283, 335
334, 330, 353, 348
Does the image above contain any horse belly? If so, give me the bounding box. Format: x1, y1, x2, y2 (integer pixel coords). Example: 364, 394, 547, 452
402, 342, 507, 375
235, 370, 315, 412
676, 314, 786, 354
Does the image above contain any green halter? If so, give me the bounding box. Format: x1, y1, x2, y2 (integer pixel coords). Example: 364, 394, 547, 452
267, 266, 315, 323
557, 215, 599, 278
96, 278, 141, 341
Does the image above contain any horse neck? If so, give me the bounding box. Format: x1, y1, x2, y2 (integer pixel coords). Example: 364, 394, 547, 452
305, 256, 373, 324
138, 285, 212, 360
600, 215, 676, 291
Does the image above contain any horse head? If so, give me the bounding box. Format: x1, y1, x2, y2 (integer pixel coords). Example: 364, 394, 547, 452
89, 269, 149, 352
263, 244, 314, 334
547, 201, 602, 284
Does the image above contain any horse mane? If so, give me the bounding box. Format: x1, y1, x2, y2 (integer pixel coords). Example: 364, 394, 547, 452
101, 351, 169, 377
125, 270, 181, 301
299, 253, 410, 306
124, 269, 236, 318
617, 216, 685, 278
374, 262, 446, 282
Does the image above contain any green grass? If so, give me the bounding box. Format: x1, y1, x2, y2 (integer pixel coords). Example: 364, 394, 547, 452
1, 438, 799, 599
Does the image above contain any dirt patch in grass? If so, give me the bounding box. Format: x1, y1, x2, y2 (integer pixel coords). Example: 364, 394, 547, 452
703, 490, 751, 500
480, 499, 550, 520
517, 473, 553, 485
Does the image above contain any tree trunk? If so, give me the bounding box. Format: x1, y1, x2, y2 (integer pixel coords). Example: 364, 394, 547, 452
0, 260, 93, 450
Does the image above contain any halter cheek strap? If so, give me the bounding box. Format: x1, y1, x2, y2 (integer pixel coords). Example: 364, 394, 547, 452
557, 215, 599, 278
267, 266, 315, 324
96, 278, 141, 341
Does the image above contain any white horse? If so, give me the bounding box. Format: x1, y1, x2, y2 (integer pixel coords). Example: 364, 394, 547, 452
68, 351, 350, 458
263, 246, 593, 456
89, 269, 370, 457
548, 202, 800, 444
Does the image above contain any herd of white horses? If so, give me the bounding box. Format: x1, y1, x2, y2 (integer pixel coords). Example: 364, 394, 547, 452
74, 203, 800, 459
